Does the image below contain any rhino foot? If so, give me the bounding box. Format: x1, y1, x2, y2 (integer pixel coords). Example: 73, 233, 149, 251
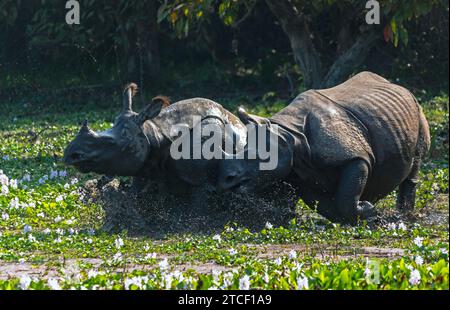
357, 201, 378, 220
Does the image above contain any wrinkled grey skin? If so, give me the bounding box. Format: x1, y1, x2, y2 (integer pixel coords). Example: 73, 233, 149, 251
218, 72, 431, 224
64, 84, 247, 192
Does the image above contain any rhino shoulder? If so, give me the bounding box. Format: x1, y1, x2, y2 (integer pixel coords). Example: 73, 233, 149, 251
305, 104, 374, 170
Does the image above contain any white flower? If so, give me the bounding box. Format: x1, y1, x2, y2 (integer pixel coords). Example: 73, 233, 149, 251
164, 274, 173, 289
23, 225, 32, 234
144, 253, 157, 260
1, 184, 9, 195
415, 256, 424, 266
125, 277, 144, 290
54, 216, 63, 223
50, 170, 58, 179
37, 212, 45, 218
439, 248, 448, 255
239, 275, 250, 290
9, 197, 19, 209
274, 257, 282, 266
2, 212, 9, 220
63, 183, 70, 189
55, 195, 64, 203
9, 179, 18, 189
47, 278, 62, 290
55, 228, 64, 235
86, 238, 93, 244
88, 270, 99, 279
226, 226, 234, 233
228, 248, 237, 256
288, 250, 297, 260
19, 275, 32, 290
265, 222, 273, 229
67, 228, 75, 235
263, 273, 270, 284
0, 171, 9, 186
38, 175, 48, 184
70, 178, 79, 185
413, 237, 424, 247
42, 228, 51, 234
364, 267, 372, 279
159, 258, 169, 270
212, 234, 221, 242
115, 237, 124, 249
409, 269, 421, 286
296, 276, 309, 290
398, 222, 407, 231
222, 272, 235, 289
54, 237, 62, 243
28, 234, 36, 243
22, 174, 31, 182
112, 252, 123, 262
386, 223, 396, 231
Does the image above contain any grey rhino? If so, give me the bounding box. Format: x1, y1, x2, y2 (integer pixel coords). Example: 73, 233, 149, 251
64, 83, 247, 192
218, 72, 431, 224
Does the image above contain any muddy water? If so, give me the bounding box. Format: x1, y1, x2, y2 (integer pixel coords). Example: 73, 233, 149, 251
83, 178, 449, 237
83, 178, 302, 237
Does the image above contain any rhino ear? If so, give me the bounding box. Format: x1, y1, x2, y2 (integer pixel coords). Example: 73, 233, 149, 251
237, 106, 268, 125
152, 95, 171, 108
137, 100, 163, 124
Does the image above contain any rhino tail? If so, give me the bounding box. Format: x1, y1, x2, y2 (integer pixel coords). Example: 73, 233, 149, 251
416, 103, 431, 160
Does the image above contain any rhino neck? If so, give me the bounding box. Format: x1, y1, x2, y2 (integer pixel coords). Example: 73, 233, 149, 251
261, 122, 296, 180
136, 120, 169, 178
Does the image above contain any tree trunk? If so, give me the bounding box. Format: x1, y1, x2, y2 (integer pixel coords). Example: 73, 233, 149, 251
321, 31, 379, 88
121, 2, 160, 84
265, 0, 323, 88
265, 0, 380, 89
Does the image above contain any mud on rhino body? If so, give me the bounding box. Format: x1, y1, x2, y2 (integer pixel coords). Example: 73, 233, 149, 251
218, 72, 431, 224
63, 83, 247, 195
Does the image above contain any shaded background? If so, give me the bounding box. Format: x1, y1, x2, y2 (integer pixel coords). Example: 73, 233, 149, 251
0, 0, 448, 105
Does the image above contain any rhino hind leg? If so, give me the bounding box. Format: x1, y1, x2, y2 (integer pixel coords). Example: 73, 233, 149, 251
396, 158, 420, 212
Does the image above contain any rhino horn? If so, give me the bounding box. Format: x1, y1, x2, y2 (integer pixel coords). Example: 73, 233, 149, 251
122, 83, 138, 112
78, 119, 91, 135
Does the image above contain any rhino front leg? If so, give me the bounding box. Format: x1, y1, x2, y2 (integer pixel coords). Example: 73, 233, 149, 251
335, 159, 373, 224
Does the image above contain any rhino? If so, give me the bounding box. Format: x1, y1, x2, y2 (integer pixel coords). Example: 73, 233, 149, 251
217, 72, 431, 224
63, 83, 247, 193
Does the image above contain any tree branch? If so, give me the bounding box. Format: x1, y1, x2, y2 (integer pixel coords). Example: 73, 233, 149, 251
322, 31, 379, 88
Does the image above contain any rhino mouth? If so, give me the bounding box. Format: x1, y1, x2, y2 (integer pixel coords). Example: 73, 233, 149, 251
64, 151, 98, 171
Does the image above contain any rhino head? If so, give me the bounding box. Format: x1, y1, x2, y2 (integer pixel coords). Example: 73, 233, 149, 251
217, 107, 295, 193
63, 83, 167, 176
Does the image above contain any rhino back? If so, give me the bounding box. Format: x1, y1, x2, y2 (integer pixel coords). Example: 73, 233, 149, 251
152, 98, 247, 149
318, 72, 421, 168
271, 72, 426, 201
318, 72, 425, 200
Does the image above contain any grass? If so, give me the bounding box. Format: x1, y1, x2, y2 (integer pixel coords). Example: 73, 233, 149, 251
0, 91, 448, 290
